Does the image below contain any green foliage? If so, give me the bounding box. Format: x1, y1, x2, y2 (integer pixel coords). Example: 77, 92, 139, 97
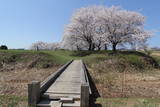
0, 45, 8, 50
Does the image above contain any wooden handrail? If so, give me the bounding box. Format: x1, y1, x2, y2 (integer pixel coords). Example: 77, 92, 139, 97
82, 61, 92, 95
40, 60, 73, 93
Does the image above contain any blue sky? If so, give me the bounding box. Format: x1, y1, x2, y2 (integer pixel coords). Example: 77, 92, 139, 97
0, 0, 160, 49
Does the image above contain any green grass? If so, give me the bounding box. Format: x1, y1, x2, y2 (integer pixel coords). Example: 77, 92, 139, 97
0, 95, 27, 107
0, 50, 108, 65
0, 49, 158, 69
0, 50, 78, 64
153, 56, 160, 65
0, 50, 86, 69
42, 50, 78, 64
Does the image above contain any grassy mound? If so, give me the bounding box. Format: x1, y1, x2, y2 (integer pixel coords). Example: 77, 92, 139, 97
0, 50, 158, 72
81, 51, 159, 72
0, 50, 57, 71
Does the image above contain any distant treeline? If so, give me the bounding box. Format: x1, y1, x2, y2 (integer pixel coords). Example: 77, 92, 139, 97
151, 47, 160, 51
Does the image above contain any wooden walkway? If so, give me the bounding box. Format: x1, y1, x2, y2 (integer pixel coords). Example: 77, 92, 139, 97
29, 60, 91, 107
44, 60, 84, 99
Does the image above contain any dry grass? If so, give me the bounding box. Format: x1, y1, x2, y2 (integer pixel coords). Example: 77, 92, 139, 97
89, 64, 160, 98
95, 98, 160, 107
0, 67, 59, 96
151, 51, 160, 57
89, 61, 160, 98
88, 59, 160, 107
0, 67, 59, 107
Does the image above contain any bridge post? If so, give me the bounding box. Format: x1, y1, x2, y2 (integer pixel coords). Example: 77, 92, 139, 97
28, 81, 40, 106
81, 83, 89, 107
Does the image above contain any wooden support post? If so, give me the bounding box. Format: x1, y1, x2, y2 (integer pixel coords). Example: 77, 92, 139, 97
28, 81, 40, 106
81, 84, 89, 107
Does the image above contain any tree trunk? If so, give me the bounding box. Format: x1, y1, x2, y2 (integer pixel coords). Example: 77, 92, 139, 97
36, 46, 39, 51
104, 44, 108, 50
98, 47, 101, 51
91, 44, 95, 51
112, 43, 117, 51
88, 43, 95, 51
88, 44, 92, 51
76, 45, 81, 51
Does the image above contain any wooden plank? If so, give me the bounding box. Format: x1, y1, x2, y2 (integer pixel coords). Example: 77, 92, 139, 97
37, 100, 80, 107
42, 93, 80, 100
39, 60, 90, 107
62, 101, 80, 107
45, 60, 83, 97
51, 101, 62, 107
40, 60, 73, 93
60, 98, 74, 103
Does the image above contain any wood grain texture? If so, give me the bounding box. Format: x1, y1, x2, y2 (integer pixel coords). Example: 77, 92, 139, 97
45, 60, 83, 98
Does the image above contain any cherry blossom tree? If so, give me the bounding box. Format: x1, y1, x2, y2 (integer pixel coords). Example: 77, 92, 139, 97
30, 41, 60, 50
30, 41, 48, 50
98, 6, 151, 51
62, 5, 152, 51
62, 6, 105, 51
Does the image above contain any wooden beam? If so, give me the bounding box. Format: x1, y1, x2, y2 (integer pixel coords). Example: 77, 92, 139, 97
80, 84, 89, 107
28, 81, 40, 106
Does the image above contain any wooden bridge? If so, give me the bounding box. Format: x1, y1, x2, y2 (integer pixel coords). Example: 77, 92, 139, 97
28, 60, 91, 107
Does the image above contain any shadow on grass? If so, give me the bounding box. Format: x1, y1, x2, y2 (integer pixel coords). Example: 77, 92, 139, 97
70, 50, 109, 57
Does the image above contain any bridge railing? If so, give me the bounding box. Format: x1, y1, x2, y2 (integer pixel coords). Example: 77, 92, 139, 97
80, 61, 92, 107
82, 61, 92, 94
28, 60, 73, 106
40, 60, 73, 93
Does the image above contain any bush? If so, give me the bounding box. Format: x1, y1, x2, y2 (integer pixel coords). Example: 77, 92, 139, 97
0, 45, 8, 50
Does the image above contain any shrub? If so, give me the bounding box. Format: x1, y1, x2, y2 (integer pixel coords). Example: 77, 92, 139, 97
0, 45, 8, 50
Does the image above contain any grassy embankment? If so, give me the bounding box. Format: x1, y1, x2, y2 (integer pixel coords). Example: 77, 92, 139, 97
0, 49, 160, 107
